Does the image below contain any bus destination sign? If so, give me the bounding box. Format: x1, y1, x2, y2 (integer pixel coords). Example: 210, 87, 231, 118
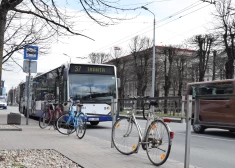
69, 64, 115, 75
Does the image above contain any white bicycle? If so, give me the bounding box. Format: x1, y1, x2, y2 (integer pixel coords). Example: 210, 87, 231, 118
112, 98, 174, 166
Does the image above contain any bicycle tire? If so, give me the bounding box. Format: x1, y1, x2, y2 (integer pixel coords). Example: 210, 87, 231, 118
112, 117, 140, 155
39, 111, 51, 129
56, 113, 75, 135
76, 113, 87, 139
146, 119, 171, 166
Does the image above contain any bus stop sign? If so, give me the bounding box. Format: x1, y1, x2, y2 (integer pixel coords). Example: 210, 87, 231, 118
24, 46, 38, 60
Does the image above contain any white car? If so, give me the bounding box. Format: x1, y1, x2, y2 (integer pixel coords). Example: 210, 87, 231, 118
0, 98, 7, 109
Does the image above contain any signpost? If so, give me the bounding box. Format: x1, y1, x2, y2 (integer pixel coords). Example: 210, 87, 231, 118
23, 46, 38, 125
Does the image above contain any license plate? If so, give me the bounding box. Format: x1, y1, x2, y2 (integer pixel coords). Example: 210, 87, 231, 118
88, 118, 99, 121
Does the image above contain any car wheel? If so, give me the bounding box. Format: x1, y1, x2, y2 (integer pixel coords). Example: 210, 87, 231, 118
192, 124, 205, 133
90, 121, 99, 126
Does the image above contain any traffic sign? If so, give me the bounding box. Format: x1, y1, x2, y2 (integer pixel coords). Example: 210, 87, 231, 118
23, 60, 37, 73
24, 46, 38, 60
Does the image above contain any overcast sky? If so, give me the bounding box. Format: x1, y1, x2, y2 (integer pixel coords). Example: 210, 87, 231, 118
3, 0, 216, 92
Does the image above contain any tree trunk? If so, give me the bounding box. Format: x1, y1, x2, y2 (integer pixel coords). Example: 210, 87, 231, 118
0, 11, 7, 83
225, 60, 234, 79
212, 50, 216, 80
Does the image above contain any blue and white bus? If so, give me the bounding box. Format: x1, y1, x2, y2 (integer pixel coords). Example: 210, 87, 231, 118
18, 62, 119, 125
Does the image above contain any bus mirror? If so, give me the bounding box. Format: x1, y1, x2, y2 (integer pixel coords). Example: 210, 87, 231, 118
117, 78, 121, 88
63, 68, 68, 81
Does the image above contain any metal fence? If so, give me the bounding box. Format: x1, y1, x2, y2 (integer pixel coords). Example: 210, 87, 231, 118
117, 96, 184, 118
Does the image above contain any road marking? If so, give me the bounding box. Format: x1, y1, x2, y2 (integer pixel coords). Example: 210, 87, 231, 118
175, 132, 235, 142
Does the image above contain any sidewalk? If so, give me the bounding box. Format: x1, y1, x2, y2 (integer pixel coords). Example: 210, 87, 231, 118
0, 111, 194, 168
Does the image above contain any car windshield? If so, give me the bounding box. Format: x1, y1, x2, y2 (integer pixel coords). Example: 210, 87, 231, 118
69, 74, 116, 101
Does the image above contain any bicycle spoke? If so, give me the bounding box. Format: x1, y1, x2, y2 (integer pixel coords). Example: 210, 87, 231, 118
146, 120, 171, 166
56, 113, 75, 135
112, 117, 140, 155
76, 113, 86, 139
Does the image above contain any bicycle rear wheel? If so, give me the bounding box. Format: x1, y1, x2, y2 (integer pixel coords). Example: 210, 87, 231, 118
146, 120, 171, 166
112, 117, 140, 155
39, 111, 51, 129
56, 113, 75, 135
76, 113, 87, 139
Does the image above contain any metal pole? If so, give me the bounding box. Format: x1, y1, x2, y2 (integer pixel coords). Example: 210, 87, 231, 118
12, 87, 14, 105
26, 60, 31, 125
152, 16, 156, 98
141, 6, 156, 98
184, 95, 192, 168
181, 96, 185, 123
111, 98, 115, 148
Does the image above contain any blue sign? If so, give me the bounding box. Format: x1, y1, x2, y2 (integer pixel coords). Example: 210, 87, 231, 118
24, 46, 38, 60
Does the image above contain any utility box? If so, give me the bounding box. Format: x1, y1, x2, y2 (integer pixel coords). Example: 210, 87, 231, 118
7, 113, 21, 125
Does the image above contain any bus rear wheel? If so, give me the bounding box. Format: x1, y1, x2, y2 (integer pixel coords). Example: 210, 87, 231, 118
90, 121, 99, 125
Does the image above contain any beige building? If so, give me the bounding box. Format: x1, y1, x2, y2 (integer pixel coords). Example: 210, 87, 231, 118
108, 45, 197, 98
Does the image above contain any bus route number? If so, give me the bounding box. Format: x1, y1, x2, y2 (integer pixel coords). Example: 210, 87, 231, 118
75, 66, 81, 72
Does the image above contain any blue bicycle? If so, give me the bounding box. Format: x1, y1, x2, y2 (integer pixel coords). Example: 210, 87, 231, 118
56, 100, 87, 139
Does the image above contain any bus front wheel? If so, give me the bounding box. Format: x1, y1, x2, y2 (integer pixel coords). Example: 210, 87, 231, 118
90, 121, 99, 126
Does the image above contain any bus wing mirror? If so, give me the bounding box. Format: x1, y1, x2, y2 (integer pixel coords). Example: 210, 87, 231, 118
117, 78, 121, 88
63, 68, 68, 81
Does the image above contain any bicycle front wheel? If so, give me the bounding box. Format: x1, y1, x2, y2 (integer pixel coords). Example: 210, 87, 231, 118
76, 113, 87, 139
146, 120, 171, 166
39, 111, 51, 129
112, 117, 140, 155
56, 113, 75, 135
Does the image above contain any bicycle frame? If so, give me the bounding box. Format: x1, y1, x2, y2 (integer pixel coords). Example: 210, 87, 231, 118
126, 100, 173, 152
66, 104, 86, 131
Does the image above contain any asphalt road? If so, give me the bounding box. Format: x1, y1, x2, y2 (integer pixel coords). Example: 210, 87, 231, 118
5, 106, 235, 168
85, 119, 235, 168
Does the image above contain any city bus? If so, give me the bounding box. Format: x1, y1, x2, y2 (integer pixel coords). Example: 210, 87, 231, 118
18, 62, 119, 125
185, 79, 235, 133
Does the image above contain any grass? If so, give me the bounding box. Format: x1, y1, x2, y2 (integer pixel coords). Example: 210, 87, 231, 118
12, 163, 24, 168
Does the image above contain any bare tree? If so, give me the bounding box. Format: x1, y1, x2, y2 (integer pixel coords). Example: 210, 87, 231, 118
175, 54, 186, 96
129, 36, 152, 97
189, 34, 215, 81
88, 52, 110, 64
159, 46, 176, 113
110, 47, 127, 98
213, 0, 235, 78
0, 0, 142, 82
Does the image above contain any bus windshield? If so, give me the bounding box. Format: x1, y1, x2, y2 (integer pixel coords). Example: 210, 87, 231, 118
69, 74, 116, 101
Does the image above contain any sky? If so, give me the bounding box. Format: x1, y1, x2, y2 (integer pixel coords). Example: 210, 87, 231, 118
3, 0, 217, 92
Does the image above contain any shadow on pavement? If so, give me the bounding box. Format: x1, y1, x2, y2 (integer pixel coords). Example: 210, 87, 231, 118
202, 129, 235, 139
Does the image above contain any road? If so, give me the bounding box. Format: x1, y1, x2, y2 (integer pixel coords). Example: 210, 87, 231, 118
86, 117, 235, 168
5, 106, 235, 168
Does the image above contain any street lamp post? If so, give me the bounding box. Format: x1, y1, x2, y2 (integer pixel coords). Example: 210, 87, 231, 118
141, 6, 156, 98
63, 53, 71, 64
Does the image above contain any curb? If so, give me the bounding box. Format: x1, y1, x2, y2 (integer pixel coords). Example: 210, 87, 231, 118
0, 124, 22, 131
